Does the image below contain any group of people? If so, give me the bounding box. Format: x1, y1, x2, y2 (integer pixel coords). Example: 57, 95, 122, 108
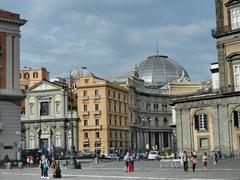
39, 154, 62, 179
181, 151, 219, 172
123, 152, 135, 172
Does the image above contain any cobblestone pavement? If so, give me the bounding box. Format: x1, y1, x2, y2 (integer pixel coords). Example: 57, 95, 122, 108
0, 159, 240, 180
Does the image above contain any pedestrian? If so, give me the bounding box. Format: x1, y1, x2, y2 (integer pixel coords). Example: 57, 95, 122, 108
191, 154, 197, 172
128, 153, 134, 172
202, 152, 208, 170
51, 160, 62, 178
123, 152, 130, 172
42, 154, 50, 179
39, 154, 44, 179
181, 151, 188, 171
212, 151, 217, 165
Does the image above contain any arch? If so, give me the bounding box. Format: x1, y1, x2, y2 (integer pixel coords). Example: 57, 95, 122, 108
226, 52, 240, 62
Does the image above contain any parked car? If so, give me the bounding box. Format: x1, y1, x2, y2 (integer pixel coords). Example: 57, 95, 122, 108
148, 151, 159, 160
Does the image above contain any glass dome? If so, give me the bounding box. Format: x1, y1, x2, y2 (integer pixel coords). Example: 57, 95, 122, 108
68, 67, 94, 83
138, 55, 190, 87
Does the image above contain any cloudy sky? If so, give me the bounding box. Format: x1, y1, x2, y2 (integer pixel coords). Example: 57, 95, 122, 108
1, 0, 216, 82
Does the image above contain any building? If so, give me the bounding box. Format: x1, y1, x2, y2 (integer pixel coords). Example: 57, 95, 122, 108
115, 55, 203, 152
75, 67, 129, 156
171, 0, 240, 157
20, 67, 49, 90
21, 80, 78, 155
19, 67, 50, 115
0, 10, 26, 160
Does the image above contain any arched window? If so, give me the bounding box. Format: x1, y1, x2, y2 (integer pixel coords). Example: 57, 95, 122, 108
194, 113, 208, 131
24, 72, 30, 79
33, 72, 38, 78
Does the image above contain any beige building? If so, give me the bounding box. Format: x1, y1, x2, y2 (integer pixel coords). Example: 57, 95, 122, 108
172, 0, 240, 157
76, 72, 129, 156
20, 67, 49, 90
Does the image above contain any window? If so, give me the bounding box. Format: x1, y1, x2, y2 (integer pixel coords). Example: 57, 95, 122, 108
110, 131, 112, 138
95, 119, 99, 126
146, 103, 150, 110
84, 133, 88, 139
40, 102, 49, 116
125, 132, 128, 139
84, 120, 88, 126
84, 79, 89, 83
95, 89, 99, 96
120, 132, 122, 139
25, 85, 29, 90
199, 138, 209, 149
115, 132, 118, 139
95, 104, 99, 111
24, 72, 29, 79
231, 7, 240, 30
194, 113, 208, 131
233, 65, 240, 91
33, 72, 38, 78
108, 90, 110, 97
19, 73, 21, 79
233, 110, 240, 128
95, 132, 100, 139
163, 118, 168, 126
155, 117, 159, 126
83, 104, 88, 111
120, 142, 123, 147
83, 90, 87, 96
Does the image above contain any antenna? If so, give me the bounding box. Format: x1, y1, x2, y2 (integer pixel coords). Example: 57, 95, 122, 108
156, 39, 159, 55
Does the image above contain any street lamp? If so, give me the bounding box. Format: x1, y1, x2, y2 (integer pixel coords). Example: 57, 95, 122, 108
68, 71, 76, 168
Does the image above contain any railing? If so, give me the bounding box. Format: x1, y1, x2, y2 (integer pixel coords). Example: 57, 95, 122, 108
212, 24, 240, 38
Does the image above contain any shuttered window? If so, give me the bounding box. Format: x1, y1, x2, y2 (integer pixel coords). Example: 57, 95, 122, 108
194, 113, 208, 131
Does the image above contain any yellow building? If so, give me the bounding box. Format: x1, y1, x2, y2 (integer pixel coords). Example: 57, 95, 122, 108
20, 67, 49, 90
77, 75, 129, 156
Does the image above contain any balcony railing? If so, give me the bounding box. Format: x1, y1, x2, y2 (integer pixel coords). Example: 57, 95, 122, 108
93, 110, 101, 115
82, 111, 89, 116
82, 125, 102, 130
212, 24, 240, 38
82, 95, 89, 100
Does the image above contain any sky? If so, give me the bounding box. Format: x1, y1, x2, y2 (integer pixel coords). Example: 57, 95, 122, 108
1, 0, 216, 82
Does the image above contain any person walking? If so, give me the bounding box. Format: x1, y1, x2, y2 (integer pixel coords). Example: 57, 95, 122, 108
128, 153, 134, 172
181, 151, 188, 171
212, 151, 218, 165
39, 155, 44, 179
42, 154, 50, 179
123, 152, 130, 172
191, 154, 197, 172
202, 152, 208, 170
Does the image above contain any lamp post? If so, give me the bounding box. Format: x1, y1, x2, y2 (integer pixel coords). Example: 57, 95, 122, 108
38, 106, 42, 158
69, 71, 76, 168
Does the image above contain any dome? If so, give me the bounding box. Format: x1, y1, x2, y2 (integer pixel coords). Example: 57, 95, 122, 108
69, 67, 94, 82
137, 55, 190, 87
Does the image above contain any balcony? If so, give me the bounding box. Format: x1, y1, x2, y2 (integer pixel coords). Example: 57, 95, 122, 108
82, 111, 89, 116
82, 95, 89, 100
93, 95, 100, 100
82, 125, 102, 130
83, 138, 89, 142
212, 24, 240, 38
93, 110, 101, 115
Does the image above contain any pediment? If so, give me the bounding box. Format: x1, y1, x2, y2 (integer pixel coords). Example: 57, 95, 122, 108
225, 0, 240, 7
30, 81, 61, 92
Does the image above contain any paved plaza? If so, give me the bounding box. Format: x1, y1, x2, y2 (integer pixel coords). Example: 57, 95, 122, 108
0, 159, 240, 180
